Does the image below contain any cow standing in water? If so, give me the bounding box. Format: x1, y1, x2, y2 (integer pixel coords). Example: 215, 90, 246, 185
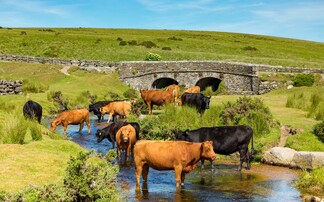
89, 100, 111, 122
115, 124, 138, 162
50, 108, 90, 135
23, 100, 42, 123
96, 121, 140, 149
134, 140, 216, 188
174, 125, 254, 171
99, 101, 131, 123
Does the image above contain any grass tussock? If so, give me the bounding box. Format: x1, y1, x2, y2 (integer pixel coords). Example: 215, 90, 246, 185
296, 167, 324, 197
286, 90, 324, 121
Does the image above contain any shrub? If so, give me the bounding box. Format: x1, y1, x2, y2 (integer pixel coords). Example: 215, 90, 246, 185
119, 41, 127, 46
219, 96, 277, 137
0, 111, 27, 144
47, 91, 70, 112
116, 37, 123, 41
162, 47, 172, 51
168, 36, 183, 41
123, 89, 138, 100
293, 73, 315, 87
130, 98, 148, 117
43, 46, 59, 58
313, 121, 324, 143
139, 41, 157, 48
242, 46, 257, 51
144, 52, 161, 61
95, 39, 102, 44
128, 40, 137, 46
20, 31, 27, 35
106, 92, 122, 100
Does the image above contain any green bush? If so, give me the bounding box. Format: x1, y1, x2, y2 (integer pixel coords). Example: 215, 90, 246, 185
119, 41, 127, 46
140, 41, 157, 48
313, 121, 324, 143
128, 40, 137, 46
219, 96, 277, 137
144, 52, 161, 61
162, 47, 172, 51
123, 89, 138, 100
47, 91, 70, 112
293, 73, 315, 87
130, 98, 148, 117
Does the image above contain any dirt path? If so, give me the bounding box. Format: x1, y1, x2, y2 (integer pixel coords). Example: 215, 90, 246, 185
60, 65, 71, 75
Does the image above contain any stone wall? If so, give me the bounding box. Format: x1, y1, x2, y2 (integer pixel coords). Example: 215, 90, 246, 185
0, 80, 22, 95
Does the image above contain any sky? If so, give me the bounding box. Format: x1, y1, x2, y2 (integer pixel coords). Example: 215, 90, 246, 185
1, 0, 324, 42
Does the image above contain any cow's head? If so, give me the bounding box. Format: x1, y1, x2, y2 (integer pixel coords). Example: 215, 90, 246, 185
173, 129, 190, 141
120, 127, 132, 143
201, 141, 216, 161
50, 119, 60, 132
96, 129, 105, 143
202, 96, 211, 109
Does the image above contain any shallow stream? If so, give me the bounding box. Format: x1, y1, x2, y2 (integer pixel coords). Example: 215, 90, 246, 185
44, 116, 302, 201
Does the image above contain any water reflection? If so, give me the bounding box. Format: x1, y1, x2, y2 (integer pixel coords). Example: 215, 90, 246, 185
43, 115, 302, 202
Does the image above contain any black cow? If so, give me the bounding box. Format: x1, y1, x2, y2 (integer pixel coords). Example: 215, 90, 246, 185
22, 100, 42, 123
89, 101, 111, 122
96, 121, 140, 149
180, 93, 211, 113
174, 125, 254, 171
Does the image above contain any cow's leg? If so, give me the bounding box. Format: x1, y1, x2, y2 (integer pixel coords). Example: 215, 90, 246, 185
210, 160, 215, 171
86, 120, 90, 135
126, 144, 131, 162
181, 172, 186, 187
107, 113, 113, 123
135, 164, 143, 185
201, 159, 205, 169
63, 124, 68, 136
147, 102, 152, 115
78, 122, 84, 133
142, 164, 149, 182
246, 149, 251, 170
117, 147, 121, 161
238, 147, 248, 171
174, 165, 183, 188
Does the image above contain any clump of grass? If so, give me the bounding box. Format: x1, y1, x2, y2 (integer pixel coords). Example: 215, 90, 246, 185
162, 47, 172, 51
128, 40, 137, 46
0, 109, 43, 144
242, 46, 257, 51
285, 131, 324, 151
22, 79, 49, 93
139, 41, 157, 48
295, 167, 324, 197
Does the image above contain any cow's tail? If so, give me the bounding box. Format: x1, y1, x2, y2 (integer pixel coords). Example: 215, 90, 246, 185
250, 130, 255, 159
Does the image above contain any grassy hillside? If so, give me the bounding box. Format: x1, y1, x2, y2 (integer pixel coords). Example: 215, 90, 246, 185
1, 28, 324, 68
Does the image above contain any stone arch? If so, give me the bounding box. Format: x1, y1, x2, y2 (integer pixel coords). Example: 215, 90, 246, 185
152, 78, 178, 89
196, 77, 222, 91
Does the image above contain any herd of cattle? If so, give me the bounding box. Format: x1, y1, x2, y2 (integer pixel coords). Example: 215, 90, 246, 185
22, 84, 254, 188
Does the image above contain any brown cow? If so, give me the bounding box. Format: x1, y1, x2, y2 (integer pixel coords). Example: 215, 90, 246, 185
99, 101, 131, 123
115, 124, 137, 161
184, 86, 200, 94
166, 84, 180, 103
134, 140, 216, 188
50, 108, 90, 135
140, 89, 174, 115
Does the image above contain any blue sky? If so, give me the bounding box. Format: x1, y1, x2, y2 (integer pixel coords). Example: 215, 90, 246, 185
1, 0, 324, 42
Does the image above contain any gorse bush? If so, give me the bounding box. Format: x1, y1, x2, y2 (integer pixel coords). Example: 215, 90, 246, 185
219, 96, 277, 136
47, 91, 70, 112
293, 73, 315, 87
144, 52, 161, 61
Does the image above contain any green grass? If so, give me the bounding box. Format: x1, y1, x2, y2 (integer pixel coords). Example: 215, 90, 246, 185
296, 167, 324, 197
1, 28, 324, 68
0, 138, 84, 193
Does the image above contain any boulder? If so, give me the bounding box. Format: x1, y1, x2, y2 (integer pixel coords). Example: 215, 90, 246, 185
291, 151, 324, 170
262, 147, 297, 166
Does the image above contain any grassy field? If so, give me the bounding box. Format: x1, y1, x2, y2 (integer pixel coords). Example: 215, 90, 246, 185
0, 28, 323, 196
1, 28, 324, 68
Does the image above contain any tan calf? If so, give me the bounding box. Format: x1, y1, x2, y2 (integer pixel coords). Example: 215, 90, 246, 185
99, 101, 131, 123
184, 86, 200, 94
115, 124, 137, 161
134, 140, 216, 188
50, 108, 90, 135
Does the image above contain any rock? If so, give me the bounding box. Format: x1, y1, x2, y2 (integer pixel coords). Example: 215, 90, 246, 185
291, 151, 324, 170
303, 196, 323, 202
287, 85, 294, 89
262, 147, 297, 166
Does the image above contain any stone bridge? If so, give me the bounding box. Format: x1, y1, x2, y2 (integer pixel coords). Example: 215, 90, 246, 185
119, 61, 260, 94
